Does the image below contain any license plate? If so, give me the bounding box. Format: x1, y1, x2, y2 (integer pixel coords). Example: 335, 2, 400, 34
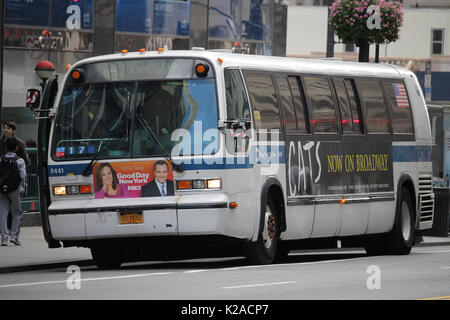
120, 213, 143, 224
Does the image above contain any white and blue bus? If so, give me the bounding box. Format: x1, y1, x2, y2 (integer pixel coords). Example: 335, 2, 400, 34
28, 49, 434, 268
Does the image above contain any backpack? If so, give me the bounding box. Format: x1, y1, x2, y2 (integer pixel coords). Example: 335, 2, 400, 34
0, 156, 21, 193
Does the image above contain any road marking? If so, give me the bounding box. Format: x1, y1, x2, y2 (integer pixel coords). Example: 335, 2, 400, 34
420, 295, 450, 300
0, 272, 173, 289
222, 281, 296, 290
219, 257, 369, 271
183, 269, 207, 274
417, 249, 450, 254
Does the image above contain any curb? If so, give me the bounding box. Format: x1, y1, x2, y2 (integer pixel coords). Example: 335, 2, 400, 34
0, 260, 94, 275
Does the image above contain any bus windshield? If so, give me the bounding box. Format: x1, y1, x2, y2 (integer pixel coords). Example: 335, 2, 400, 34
52, 77, 218, 160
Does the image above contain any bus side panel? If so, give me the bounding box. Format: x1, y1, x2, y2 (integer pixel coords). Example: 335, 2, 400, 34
311, 204, 341, 238
283, 204, 314, 240
339, 202, 369, 236
366, 201, 396, 234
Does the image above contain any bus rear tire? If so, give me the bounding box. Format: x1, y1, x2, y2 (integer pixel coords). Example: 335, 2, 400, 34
387, 189, 415, 255
364, 189, 415, 256
243, 197, 280, 265
90, 245, 123, 269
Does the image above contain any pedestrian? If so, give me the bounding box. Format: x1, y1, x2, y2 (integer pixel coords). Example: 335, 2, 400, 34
0, 122, 28, 231
0, 122, 28, 162
0, 138, 27, 246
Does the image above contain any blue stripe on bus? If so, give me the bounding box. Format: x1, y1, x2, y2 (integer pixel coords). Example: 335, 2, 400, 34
48, 145, 287, 176
392, 145, 432, 162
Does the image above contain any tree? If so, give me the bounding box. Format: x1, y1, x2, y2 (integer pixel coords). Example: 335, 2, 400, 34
329, 0, 404, 62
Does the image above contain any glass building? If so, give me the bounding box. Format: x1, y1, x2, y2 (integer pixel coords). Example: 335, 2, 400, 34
0, 0, 287, 142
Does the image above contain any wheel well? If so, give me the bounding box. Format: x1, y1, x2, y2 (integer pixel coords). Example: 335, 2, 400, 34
267, 184, 287, 232
400, 179, 416, 214
398, 178, 417, 230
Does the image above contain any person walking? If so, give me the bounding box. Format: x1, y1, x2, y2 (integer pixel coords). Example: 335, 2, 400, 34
0, 122, 28, 231
0, 122, 28, 162
0, 138, 27, 246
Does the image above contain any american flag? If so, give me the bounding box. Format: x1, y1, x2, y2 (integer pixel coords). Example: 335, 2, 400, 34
392, 83, 409, 108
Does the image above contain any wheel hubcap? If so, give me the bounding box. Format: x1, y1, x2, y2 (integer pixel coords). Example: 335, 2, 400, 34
262, 205, 276, 249
401, 202, 411, 241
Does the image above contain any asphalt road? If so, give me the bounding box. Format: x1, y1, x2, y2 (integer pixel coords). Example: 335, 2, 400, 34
0, 245, 449, 301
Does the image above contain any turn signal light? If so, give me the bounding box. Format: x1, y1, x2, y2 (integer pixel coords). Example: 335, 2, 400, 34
53, 184, 93, 196
177, 180, 191, 190
229, 202, 238, 209
176, 178, 222, 190
340, 198, 346, 204
80, 185, 92, 194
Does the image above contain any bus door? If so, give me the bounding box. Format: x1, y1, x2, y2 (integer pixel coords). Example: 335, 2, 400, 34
332, 78, 370, 237
354, 79, 395, 234
275, 74, 315, 239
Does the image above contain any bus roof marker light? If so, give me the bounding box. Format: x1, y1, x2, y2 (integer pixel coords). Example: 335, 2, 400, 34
218, 58, 224, 64
65, 64, 71, 71
157, 48, 164, 53
121, 49, 128, 54
139, 48, 146, 53
195, 63, 209, 77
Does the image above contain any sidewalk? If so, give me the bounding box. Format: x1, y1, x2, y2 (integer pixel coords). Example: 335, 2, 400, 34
0, 226, 449, 274
0, 227, 93, 273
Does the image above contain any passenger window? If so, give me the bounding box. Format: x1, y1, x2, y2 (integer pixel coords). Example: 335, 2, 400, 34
357, 79, 389, 133
344, 79, 363, 134
303, 76, 338, 133
244, 71, 280, 130
275, 75, 297, 132
224, 69, 251, 120
333, 79, 353, 133
382, 81, 413, 134
288, 76, 309, 133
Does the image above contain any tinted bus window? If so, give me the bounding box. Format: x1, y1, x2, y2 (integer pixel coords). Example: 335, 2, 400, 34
244, 71, 280, 130
275, 75, 297, 131
344, 79, 363, 134
382, 81, 413, 134
288, 76, 309, 133
224, 69, 251, 120
303, 76, 337, 133
357, 79, 389, 133
333, 79, 353, 133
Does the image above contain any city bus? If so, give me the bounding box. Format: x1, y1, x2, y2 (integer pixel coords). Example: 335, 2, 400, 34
27, 49, 434, 268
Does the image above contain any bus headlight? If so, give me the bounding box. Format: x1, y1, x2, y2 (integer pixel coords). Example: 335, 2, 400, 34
192, 180, 206, 189
53, 184, 92, 196
207, 179, 222, 189
53, 186, 67, 196
176, 178, 222, 190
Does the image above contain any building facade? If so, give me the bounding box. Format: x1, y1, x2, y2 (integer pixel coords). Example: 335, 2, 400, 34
1, 0, 287, 142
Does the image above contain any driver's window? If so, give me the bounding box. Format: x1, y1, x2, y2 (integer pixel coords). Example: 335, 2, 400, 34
224, 69, 251, 154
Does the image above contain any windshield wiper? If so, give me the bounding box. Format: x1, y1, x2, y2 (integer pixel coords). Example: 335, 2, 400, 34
82, 140, 108, 177
135, 114, 184, 173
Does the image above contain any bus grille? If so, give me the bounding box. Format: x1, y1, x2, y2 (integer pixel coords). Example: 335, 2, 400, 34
418, 174, 434, 230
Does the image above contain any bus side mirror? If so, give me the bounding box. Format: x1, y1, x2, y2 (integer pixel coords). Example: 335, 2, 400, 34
26, 89, 41, 110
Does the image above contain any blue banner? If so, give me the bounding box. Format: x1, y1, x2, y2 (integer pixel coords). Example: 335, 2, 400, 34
116, 0, 154, 33
5, 0, 50, 26
154, 0, 190, 36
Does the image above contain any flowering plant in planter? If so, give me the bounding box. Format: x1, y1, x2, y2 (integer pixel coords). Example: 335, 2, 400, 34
329, 0, 404, 60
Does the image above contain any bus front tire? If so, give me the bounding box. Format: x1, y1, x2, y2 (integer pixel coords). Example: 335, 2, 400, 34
244, 197, 280, 265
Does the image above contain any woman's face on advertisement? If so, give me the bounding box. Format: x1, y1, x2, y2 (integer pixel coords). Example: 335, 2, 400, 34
101, 166, 113, 185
